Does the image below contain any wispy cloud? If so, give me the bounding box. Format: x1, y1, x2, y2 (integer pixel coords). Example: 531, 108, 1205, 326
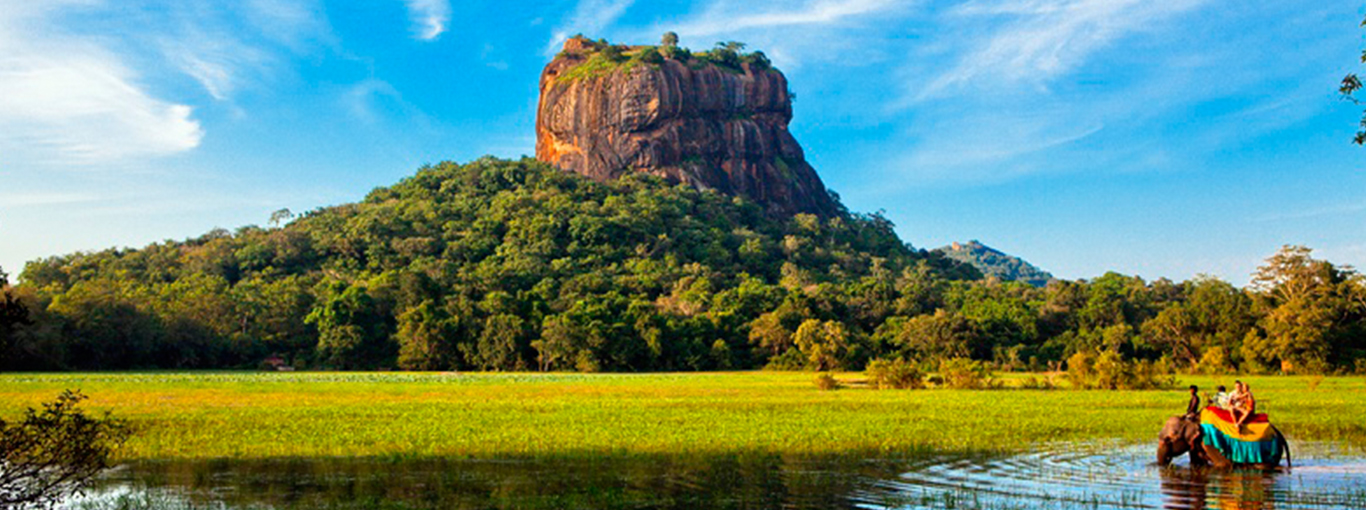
667, 0, 898, 37
0, 192, 103, 208
159, 0, 334, 102
545, 0, 635, 55
404, 0, 451, 41
0, 3, 203, 163
1257, 203, 1366, 223
918, 0, 1208, 100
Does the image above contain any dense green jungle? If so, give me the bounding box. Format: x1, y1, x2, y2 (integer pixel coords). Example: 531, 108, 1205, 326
1, 157, 1363, 376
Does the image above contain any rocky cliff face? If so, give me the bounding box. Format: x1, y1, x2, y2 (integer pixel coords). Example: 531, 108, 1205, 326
535, 39, 837, 216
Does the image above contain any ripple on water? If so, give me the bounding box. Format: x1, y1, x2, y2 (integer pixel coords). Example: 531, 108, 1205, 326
854, 442, 1366, 510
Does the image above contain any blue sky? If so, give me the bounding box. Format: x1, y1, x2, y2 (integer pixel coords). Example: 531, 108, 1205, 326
1, 0, 1363, 284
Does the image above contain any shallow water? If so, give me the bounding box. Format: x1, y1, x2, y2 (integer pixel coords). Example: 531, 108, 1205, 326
61, 443, 1366, 510
858, 442, 1366, 509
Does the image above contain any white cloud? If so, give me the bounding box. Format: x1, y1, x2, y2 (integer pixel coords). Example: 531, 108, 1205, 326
159, 0, 333, 101
405, 0, 452, 41
918, 0, 1208, 100
0, 192, 102, 208
546, 0, 635, 55
0, 6, 203, 163
667, 0, 897, 37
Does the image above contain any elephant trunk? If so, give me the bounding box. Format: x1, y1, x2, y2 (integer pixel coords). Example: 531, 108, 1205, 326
1157, 440, 1173, 466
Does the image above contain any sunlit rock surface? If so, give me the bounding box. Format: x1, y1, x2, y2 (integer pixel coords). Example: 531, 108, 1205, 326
535, 38, 837, 216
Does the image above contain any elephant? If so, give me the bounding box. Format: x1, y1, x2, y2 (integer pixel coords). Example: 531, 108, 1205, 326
1157, 415, 1292, 470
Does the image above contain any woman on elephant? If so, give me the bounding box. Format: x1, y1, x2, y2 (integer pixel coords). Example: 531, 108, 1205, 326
1233, 383, 1257, 429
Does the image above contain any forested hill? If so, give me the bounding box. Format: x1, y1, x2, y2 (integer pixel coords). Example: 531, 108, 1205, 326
2, 157, 978, 371
935, 241, 1054, 287
3, 158, 1364, 375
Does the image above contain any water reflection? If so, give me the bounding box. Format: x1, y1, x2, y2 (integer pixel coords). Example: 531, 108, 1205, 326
71, 454, 901, 509
1161, 467, 1288, 510
60, 444, 1366, 510
863, 443, 1366, 510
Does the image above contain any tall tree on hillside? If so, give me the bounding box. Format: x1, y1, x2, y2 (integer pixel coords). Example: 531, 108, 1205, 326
1341, 15, 1366, 144
1243, 245, 1360, 373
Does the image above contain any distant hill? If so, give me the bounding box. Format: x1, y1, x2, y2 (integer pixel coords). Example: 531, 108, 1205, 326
934, 240, 1054, 287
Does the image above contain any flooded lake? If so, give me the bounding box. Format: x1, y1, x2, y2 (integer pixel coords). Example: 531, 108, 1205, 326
63, 443, 1366, 509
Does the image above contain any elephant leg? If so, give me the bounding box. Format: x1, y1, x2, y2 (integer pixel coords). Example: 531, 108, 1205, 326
1188, 441, 1207, 467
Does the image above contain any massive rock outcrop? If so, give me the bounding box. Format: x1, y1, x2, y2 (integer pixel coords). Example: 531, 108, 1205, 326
535, 38, 838, 216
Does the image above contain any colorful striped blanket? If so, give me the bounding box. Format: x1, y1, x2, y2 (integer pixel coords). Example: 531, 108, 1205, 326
1199, 406, 1281, 465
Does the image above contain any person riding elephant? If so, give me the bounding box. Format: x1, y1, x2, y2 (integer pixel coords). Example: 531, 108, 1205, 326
1157, 412, 1291, 470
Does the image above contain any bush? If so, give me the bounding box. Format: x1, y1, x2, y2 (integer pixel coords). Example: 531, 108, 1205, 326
1198, 346, 1233, 374
1019, 375, 1057, 390
938, 358, 994, 389
866, 358, 924, 389
1066, 350, 1096, 389
633, 47, 664, 65
1068, 349, 1175, 390
814, 372, 841, 390
1, 390, 131, 508
661, 45, 690, 61
765, 348, 807, 371
1092, 350, 1131, 389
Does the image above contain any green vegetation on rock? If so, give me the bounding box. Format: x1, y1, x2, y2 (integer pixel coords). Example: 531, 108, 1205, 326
556, 36, 775, 83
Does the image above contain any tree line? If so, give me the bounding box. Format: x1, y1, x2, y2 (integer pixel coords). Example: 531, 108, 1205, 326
1, 158, 1363, 374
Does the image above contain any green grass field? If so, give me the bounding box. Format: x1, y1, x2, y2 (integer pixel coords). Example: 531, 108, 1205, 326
1, 372, 1363, 461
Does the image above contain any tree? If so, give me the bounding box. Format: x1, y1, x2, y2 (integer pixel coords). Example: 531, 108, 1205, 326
396, 300, 454, 370
661, 32, 678, 47
876, 309, 980, 362
1245, 245, 1358, 373
269, 208, 294, 228
1142, 276, 1253, 371
792, 319, 848, 371
475, 314, 526, 370
1, 268, 32, 357
1341, 15, 1366, 145
1, 390, 130, 509
307, 284, 392, 369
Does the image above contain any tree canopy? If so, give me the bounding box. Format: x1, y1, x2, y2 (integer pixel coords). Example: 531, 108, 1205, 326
5, 159, 1365, 375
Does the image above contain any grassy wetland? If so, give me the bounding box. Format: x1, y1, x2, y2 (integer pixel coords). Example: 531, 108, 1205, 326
2, 372, 1364, 461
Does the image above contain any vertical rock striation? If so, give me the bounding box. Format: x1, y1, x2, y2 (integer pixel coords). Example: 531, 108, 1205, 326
535, 38, 838, 216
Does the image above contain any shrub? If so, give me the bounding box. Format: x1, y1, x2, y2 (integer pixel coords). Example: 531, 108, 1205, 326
0, 390, 131, 508
1066, 350, 1096, 389
632, 47, 664, 66
764, 348, 807, 371
1069, 349, 1175, 389
938, 357, 994, 389
1198, 346, 1233, 374
866, 358, 924, 389
661, 45, 691, 61
814, 372, 841, 390
1019, 375, 1057, 390
1092, 350, 1132, 389
744, 50, 771, 70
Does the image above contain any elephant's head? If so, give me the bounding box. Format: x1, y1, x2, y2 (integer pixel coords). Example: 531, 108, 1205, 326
1157, 415, 1206, 466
